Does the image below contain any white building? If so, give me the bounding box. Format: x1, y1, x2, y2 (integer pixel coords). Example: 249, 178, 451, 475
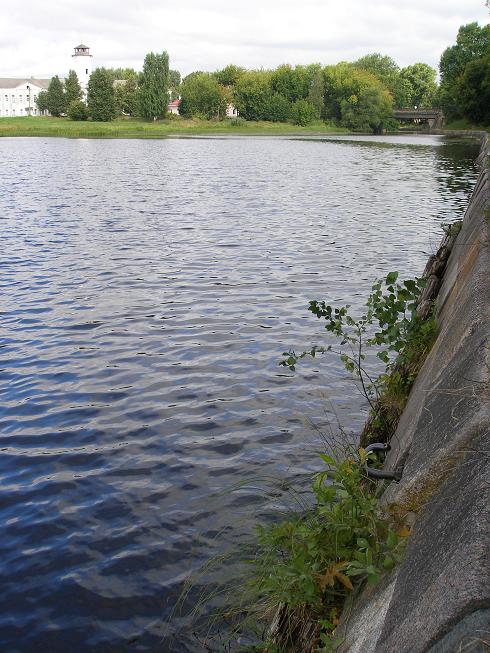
71, 44, 92, 97
0, 44, 93, 117
0, 78, 50, 117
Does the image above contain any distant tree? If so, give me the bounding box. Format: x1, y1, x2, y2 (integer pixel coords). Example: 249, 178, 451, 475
263, 92, 291, 122
169, 69, 181, 100
87, 68, 117, 121
109, 67, 138, 81
182, 71, 205, 83
399, 63, 437, 107
35, 91, 49, 115
323, 63, 385, 120
355, 53, 399, 81
179, 72, 228, 119
439, 22, 490, 86
354, 53, 410, 107
65, 70, 83, 105
271, 64, 310, 103
139, 51, 170, 120
307, 69, 325, 118
67, 100, 89, 121
46, 75, 66, 116
455, 52, 490, 124
340, 86, 393, 133
290, 99, 315, 126
438, 22, 490, 119
114, 74, 139, 116
233, 70, 273, 121
214, 64, 245, 87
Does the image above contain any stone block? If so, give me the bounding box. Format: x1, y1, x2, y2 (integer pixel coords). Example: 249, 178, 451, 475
375, 432, 490, 653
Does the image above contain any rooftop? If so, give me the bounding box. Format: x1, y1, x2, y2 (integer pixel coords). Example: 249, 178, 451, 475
0, 77, 51, 90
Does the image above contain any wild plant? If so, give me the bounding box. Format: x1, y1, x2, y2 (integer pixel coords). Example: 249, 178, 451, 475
281, 272, 437, 444
250, 450, 410, 651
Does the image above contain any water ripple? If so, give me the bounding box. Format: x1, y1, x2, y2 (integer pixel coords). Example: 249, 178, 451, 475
0, 135, 479, 652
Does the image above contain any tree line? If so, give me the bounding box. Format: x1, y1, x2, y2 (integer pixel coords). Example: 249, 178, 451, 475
36, 22, 489, 129
37, 52, 179, 122
438, 22, 489, 125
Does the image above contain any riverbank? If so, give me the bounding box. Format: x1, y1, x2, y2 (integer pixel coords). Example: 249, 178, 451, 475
334, 133, 489, 652
246, 131, 488, 652
0, 116, 349, 139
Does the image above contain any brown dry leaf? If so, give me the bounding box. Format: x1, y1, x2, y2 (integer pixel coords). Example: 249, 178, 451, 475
318, 562, 352, 592
335, 572, 354, 591
397, 526, 411, 538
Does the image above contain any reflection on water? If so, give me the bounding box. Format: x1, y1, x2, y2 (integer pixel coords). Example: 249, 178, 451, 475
0, 135, 479, 651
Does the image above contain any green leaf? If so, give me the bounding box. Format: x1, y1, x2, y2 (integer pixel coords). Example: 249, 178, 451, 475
387, 530, 398, 549
320, 454, 335, 466
383, 555, 395, 570
386, 271, 399, 285
377, 351, 390, 363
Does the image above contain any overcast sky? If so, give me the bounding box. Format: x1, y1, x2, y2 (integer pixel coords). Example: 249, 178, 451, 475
2, 0, 489, 79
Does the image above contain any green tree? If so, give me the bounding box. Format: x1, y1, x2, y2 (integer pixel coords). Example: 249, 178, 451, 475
214, 64, 245, 87
456, 52, 490, 124
46, 75, 66, 116
354, 53, 410, 107
340, 86, 393, 133
440, 22, 490, 85
109, 67, 138, 81
355, 53, 399, 82
233, 70, 273, 121
64, 70, 83, 105
87, 68, 117, 121
67, 100, 89, 121
307, 69, 325, 118
290, 99, 315, 126
179, 72, 228, 119
35, 91, 49, 115
114, 74, 139, 116
139, 51, 170, 120
438, 22, 490, 119
399, 63, 437, 107
323, 63, 385, 120
271, 64, 310, 102
263, 92, 291, 122
169, 69, 181, 100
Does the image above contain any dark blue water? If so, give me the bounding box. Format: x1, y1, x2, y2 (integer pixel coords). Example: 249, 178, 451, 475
0, 135, 479, 652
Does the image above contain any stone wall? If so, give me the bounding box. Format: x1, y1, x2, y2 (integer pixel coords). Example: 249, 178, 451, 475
337, 134, 489, 653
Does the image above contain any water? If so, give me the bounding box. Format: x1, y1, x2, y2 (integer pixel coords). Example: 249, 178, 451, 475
0, 134, 479, 652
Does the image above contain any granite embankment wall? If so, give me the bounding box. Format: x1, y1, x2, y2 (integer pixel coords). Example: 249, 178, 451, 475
338, 133, 490, 653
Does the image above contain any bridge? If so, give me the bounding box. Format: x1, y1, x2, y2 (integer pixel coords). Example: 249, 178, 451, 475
393, 108, 444, 129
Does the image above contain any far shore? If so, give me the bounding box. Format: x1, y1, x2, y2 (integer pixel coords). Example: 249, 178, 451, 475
1, 117, 487, 140
0, 116, 352, 139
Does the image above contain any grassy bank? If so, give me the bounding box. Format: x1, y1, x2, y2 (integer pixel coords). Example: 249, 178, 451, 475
0, 116, 349, 139
443, 118, 490, 132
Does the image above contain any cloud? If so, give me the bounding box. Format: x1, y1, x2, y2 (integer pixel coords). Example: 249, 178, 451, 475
1, 0, 488, 78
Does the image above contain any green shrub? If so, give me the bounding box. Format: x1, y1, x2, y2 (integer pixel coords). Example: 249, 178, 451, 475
67, 100, 89, 121
282, 271, 438, 446
263, 92, 291, 122
252, 450, 409, 649
229, 116, 247, 127
290, 99, 315, 126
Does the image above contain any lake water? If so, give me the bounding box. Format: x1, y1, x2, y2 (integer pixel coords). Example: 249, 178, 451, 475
0, 134, 479, 652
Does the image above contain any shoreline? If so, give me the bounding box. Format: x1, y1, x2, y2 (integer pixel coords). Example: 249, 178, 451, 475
1, 116, 487, 140
0, 116, 349, 139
